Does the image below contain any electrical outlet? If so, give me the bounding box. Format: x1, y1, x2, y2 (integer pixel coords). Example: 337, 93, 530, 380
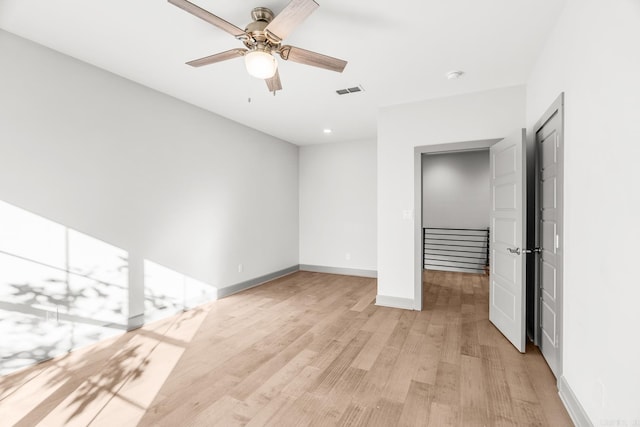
41, 305, 59, 323
345, 253, 351, 261
238, 263, 243, 273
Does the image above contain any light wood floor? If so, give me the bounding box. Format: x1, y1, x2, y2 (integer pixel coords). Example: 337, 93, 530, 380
0, 271, 572, 426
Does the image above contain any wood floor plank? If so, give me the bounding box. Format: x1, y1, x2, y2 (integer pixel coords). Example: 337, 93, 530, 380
0, 270, 572, 426
433, 361, 461, 406
385, 309, 417, 350
501, 351, 539, 404
480, 344, 517, 426
460, 319, 481, 358
414, 323, 444, 385
336, 402, 370, 426
523, 344, 574, 426
512, 398, 552, 426
441, 315, 462, 365
460, 354, 489, 426
307, 367, 368, 426
267, 391, 322, 427
397, 380, 434, 427
311, 331, 371, 396
243, 393, 295, 427
350, 310, 401, 370
428, 401, 460, 426
349, 286, 376, 312
230, 348, 318, 420
366, 397, 404, 427
141, 374, 241, 425
383, 330, 423, 402
184, 394, 242, 427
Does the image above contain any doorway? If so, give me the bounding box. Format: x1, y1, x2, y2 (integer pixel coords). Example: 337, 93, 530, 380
413, 139, 501, 310
418, 133, 528, 353
422, 150, 490, 274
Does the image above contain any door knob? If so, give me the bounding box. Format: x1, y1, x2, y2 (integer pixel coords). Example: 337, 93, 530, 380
507, 247, 521, 255
523, 247, 542, 254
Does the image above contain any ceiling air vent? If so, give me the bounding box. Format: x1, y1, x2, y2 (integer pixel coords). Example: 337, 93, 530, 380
336, 86, 364, 95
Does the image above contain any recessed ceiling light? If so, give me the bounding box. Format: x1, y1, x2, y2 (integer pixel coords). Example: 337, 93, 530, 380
446, 70, 464, 80
323, 129, 332, 134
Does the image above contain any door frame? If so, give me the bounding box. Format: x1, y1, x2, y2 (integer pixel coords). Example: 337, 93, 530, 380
413, 138, 502, 310
532, 93, 565, 378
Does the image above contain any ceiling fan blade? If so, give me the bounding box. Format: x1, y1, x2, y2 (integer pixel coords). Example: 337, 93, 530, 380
279, 46, 347, 73
168, 0, 247, 38
264, 0, 319, 43
265, 69, 283, 93
186, 48, 247, 67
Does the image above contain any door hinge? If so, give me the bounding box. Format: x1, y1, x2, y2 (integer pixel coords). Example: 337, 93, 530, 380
539, 297, 544, 328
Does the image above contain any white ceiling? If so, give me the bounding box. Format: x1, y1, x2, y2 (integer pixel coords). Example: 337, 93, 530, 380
0, 0, 566, 145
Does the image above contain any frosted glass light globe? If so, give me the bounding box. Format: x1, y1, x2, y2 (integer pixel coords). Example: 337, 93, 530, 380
245, 50, 277, 79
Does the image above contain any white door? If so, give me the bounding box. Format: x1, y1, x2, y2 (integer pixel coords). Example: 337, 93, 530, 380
536, 107, 563, 377
489, 129, 526, 353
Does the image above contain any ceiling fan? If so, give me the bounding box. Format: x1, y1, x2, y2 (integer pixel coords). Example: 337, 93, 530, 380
168, 0, 348, 93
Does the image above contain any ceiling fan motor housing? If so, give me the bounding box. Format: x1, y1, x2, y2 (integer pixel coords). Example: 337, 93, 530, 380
250, 7, 274, 23
243, 7, 282, 52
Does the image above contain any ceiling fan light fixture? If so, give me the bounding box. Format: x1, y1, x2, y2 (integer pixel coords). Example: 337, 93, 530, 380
245, 49, 277, 79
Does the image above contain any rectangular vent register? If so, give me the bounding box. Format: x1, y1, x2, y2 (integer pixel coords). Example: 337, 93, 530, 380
336, 86, 364, 95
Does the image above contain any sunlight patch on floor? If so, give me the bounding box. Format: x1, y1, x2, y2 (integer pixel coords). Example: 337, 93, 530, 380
6, 305, 210, 426
0, 363, 70, 426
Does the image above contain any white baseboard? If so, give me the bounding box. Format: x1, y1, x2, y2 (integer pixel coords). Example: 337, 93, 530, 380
558, 375, 593, 427
216, 265, 299, 299
299, 264, 377, 278
375, 294, 415, 310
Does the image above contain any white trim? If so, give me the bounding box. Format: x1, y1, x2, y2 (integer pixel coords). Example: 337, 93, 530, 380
216, 265, 299, 299
299, 264, 377, 278
375, 294, 415, 310
127, 313, 145, 330
558, 376, 593, 427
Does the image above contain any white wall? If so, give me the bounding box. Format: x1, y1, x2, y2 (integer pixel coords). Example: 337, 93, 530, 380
299, 139, 377, 273
377, 86, 526, 305
422, 150, 490, 229
527, 0, 640, 423
0, 30, 299, 320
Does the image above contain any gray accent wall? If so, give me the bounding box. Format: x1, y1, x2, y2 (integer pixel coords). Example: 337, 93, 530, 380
422, 150, 490, 229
